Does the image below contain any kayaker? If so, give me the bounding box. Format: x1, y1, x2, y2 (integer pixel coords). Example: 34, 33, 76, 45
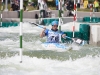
40, 20, 66, 43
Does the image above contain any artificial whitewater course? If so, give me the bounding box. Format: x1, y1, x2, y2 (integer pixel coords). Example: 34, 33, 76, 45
0, 22, 100, 75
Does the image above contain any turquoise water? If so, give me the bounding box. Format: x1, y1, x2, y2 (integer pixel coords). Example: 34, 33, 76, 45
0, 22, 100, 75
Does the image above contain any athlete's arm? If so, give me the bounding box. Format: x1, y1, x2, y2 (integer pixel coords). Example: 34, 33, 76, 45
40, 28, 48, 38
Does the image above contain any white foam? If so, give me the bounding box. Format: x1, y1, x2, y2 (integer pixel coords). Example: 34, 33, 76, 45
0, 22, 42, 33
0, 55, 100, 75
0, 22, 82, 51
0, 22, 99, 75
0, 22, 82, 33
61, 21, 82, 31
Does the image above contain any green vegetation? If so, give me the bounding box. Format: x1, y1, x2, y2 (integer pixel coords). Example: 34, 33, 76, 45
77, 8, 100, 12
77, 8, 92, 12
0, 3, 56, 11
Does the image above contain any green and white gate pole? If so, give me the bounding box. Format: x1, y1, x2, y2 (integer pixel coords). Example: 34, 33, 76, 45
58, 0, 64, 30
61, 0, 64, 24
58, 0, 62, 42
61, 0, 64, 17
58, 0, 61, 31
20, 0, 23, 63
0, 0, 4, 27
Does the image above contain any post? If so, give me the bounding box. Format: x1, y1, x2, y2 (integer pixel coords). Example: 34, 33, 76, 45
61, 0, 64, 17
76, 3, 77, 21
20, 0, 23, 63
39, 10, 41, 24
0, 0, 3, 27
58, 0, 61, 31
73, 0, 76, 37
58, 0, 62, 42
38, 0, 42, 24
61, 0, 64, 24
93, 4, 95, 17
90, 4, 93, 22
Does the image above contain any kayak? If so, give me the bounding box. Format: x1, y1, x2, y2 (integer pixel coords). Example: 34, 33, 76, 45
41, 40, 86, 51
41, 42, 72, 50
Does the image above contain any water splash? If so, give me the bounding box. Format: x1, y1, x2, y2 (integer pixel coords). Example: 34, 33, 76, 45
0, 55, 100, 75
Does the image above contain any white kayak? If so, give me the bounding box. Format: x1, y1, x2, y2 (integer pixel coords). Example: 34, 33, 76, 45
41, 42, 72, 50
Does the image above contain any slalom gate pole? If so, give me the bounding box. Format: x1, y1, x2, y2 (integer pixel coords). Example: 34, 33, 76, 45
61, 0, 64, 17
58, 0, 61, 31
73, 0, 76, 38
61, 0, 64, 25
76, 3, 77, 21
93, 4, 95, 17
58, 0, 62, 42
19, 0, 23, 63
90, 4, 93, 22
39, 5, 42, 24
0, 0, 3, 27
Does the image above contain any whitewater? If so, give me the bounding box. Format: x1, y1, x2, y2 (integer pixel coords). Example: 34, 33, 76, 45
0, 22, 100, 75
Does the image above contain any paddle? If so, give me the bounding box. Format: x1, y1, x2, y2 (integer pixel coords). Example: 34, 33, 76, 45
29, 22, 83, 45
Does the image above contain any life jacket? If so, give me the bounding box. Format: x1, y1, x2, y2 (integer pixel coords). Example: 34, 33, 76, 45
45, 29, 60, 43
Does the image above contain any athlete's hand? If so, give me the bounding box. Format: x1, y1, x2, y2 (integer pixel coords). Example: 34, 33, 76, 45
62, 34, 66, 39
43, 27, 46, 29
40, 27, 46, 38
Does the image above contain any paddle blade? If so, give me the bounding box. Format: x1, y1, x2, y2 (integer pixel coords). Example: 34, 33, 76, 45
72, 38, 83, 45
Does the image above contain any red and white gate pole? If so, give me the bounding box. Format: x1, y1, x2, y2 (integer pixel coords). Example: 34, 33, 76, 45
73, 0, 76, 37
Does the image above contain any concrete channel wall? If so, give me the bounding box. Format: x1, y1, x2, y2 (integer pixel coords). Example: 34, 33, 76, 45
89, 24, 100, 46
0, 10, 100, 18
